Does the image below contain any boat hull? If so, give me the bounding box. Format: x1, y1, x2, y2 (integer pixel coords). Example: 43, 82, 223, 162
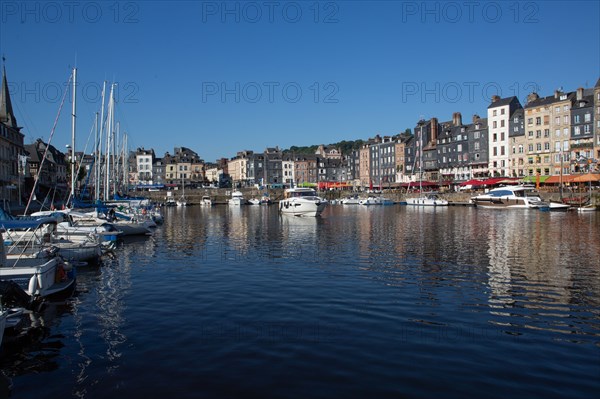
407, 196, 449, 206
279, 199, 327, 217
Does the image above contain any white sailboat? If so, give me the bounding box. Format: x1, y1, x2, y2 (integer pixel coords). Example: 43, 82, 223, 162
407, 123, 448, 207
177, 175, 188, 207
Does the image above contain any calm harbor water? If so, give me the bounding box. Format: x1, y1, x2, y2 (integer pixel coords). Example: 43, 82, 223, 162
2, 205, 600, 398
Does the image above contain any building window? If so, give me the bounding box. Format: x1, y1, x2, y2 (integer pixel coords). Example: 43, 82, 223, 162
536, 117, 541, 125
564, 115, 569, 124
574, 126, 581, 135
536, 130, 541, 138
544, 142, 550, 151
574, 115, 580, 124
528, 131, 534, 137
544, 129, 549, 137
527, 118, 533, 126
500, 120, 505, 128
493, 110, 497, 116
493, 121, 497, 128
536, 143, 542, 151
555, 117, 560, 125
584, 113, 591, 122
501, 108, 505, 115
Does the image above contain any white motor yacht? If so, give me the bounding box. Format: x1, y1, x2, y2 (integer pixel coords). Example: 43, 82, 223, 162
279, 188, 327, 217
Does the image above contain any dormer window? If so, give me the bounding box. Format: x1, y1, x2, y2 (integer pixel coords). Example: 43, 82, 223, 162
560, 95, 567, 100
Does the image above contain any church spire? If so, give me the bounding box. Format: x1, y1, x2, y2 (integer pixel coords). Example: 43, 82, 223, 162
0, 58, 19, 129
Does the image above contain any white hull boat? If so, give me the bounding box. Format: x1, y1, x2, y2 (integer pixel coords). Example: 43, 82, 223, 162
279, 188, 327, 217
1, 232, 75, 304
229, 191, 246, 206
471, 185, 545, 209
407, 194, 448, 206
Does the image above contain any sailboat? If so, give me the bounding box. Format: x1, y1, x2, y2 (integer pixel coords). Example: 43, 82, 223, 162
573, 172, 599, 212
406, 123, 448, 206
547, 151, 571, 211
176, 175, 188, 207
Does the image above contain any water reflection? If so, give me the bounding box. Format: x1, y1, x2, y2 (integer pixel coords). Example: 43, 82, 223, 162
483, 210, 600, 341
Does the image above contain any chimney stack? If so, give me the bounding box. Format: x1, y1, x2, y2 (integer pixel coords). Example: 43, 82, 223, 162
430, 117, 438, 144
491, 95, 500, 103
472, 114, 480, 123
577, 87, 584, 101
452, 112, 462, 127
554, 90, 560, 99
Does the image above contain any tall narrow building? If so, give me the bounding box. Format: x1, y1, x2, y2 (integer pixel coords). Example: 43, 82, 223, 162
487, 96, 522, 177
0, 63, 26, 205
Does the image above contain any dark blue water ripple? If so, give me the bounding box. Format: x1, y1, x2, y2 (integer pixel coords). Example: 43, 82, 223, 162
2, 205, 599, 398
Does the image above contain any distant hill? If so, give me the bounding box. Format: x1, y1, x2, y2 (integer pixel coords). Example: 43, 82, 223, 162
283, 130, 412, 156
284, 139, 365, 156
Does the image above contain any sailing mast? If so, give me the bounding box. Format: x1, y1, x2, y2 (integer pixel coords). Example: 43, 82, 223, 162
418, 123, 423, 195
70, 67, 77, 204
104, 83, 115, 200
97, 82, 106, 202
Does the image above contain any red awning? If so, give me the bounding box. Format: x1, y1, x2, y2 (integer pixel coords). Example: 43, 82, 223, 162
479, 177, 519, 186
459, 179, 484, 187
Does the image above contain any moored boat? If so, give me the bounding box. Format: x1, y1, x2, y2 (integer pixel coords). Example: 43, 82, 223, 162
407, 193, 448, 206
228, 191, 246, 206
471, 185, 545, 209
279, 188, 327, 217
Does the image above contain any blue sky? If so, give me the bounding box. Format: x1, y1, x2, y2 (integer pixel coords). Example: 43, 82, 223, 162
1, 1, 599, 162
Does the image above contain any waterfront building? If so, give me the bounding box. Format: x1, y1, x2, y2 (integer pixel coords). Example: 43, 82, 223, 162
292, 154, 318, 186
369, 136, 397, 189
282, 154, 295, 186
228, 151, 252, 188
523, 91, 574, 178
264, 147, 283, 186
153, 157, 166, 186
24, 139, 68, 202
246, 152, 265, 186
358, 144, 371, 187
570, 87, 595, 173
595, 78, 600, 161
317, 157, 346, 186
436, 112, 479, 182
347, 149, 361, 188
468, 115, 490, 179
487, 96, 522, 177
406, 118, 440, 182
394, 133, 412, 183
0, 64, 26, 206
136, 147, 155, 185
509, 108, 526, 177
315, 144, 342, 160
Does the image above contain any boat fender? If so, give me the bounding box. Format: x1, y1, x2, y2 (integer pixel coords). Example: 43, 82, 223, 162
28, 275, 38, 295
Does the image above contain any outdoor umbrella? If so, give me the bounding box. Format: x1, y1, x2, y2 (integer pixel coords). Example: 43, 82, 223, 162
572, 173, 600, 183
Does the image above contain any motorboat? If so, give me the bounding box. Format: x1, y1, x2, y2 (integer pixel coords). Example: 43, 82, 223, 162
359, 196, 381, 205
341, 195, 360, 205
200, 196, 212, 206
0, 231, 76, 306
1, 218, 104, 264
248, 198, 260, 205
471, 185, 546, 209
260, 194, 272, 205
406, 194, 449, 206
279, 188, 327, 217
228, 191, 246, 206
